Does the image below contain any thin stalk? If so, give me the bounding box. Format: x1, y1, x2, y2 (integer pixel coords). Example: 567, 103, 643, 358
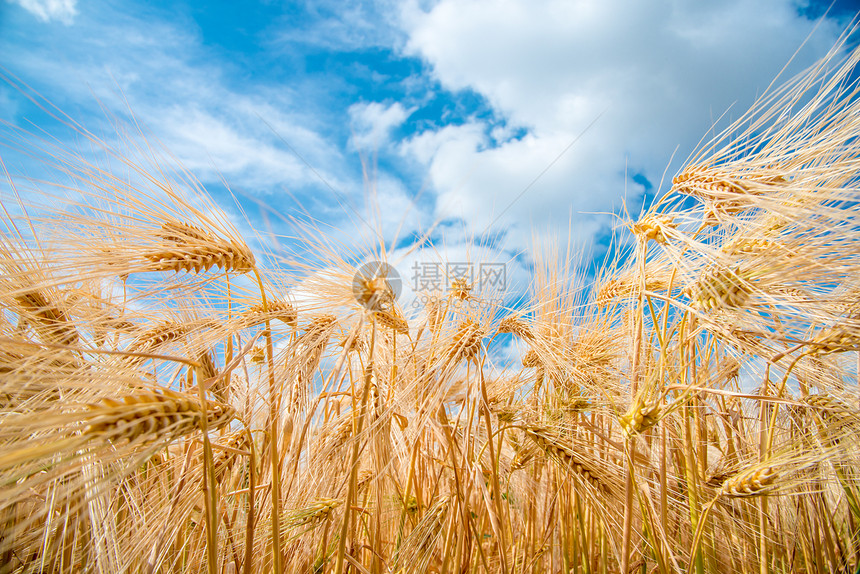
195, 367, 218, 574
681, 328, 704, 574
621, 241, 647, 573
242, 427, 256, 574
478, 359, 509, 574
758, 364, 771, 574
252, 269, 282, 574
334, 317, 377, 574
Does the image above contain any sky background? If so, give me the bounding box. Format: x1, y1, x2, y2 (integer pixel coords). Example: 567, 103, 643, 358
1, 0, 859, 309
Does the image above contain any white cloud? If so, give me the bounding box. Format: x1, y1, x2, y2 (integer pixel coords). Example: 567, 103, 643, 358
349, 101, 412, 151
153, 104, 334, 192
271, 1, 406, 52
0, 4, 355, 201
7, 0, 77, 24
365, 171, 428, 241
398, 0, 844, 239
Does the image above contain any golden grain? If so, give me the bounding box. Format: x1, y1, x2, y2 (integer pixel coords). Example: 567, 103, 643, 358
144, 220, 255, 274
720, 465, 778, 498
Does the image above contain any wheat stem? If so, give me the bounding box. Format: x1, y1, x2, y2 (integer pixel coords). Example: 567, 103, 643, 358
251, 269, 282, 574
239, 425, 256, 574
335, 317, 376, 574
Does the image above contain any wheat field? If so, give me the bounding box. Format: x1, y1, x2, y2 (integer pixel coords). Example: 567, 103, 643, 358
1, 23, 860, 574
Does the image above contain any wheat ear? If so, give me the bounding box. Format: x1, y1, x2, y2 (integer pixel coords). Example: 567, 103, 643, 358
83, 388, 234, 444
144, 220, 255, 274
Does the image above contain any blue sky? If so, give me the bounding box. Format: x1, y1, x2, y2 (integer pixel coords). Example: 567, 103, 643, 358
1, 0, 858, 304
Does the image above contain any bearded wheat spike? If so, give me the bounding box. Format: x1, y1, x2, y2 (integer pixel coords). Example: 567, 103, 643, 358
318, 415, 354, 456
825, 289, 860, 317
373, 309, 409, 334
295, 315, 338, 372
619, 398, 661, 436
572, 328, 616, 368
91, 314, 136, 346
158, 221, 213, 243
521, 348, 542, 368
83, 388, 234, 444
595, 273, 669, 304
630, 215, 674, 245
497, 315, 534, 340
196, 350, 218, 381
392, 496, 450, 572
339, 332, 367, 354
354, 266, 396, 311
241, 300, 298, 327
286, 498, 342, 528
672, 169, 792, 225
211, 431, 250, 482
692, 267, 752, 311
196, 349, 231, 402
594, 279, 625, 304
491, 402, 519, 423
250, 345, 266, 364
675, 168, 790, 194
0, 344, 78, 407
449, 278, 472, 300
809, 324, 860, 355
524, 426, 611, 494
301, 314, 338, 343
128, 320, 190, 352
722, 236, 777, 256
559, 395, 590, 414
14, 290, 78, 346
290, 315, 338, 407
144, 219, 255, 274
356, 469, 374, 494
720, 465, 778, 498
510, 445, 536, 473
672, 170, 752, 199
804, 393, 858, 422
447, 320, 484, 362
804, 393, 860, 443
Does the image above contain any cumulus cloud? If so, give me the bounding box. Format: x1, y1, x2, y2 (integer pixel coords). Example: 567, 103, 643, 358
7, 0, 77, 24
349, 101, 412, 151
0, 4, 355, 203
153, 103, 339, 193
398, 0, 844, 241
